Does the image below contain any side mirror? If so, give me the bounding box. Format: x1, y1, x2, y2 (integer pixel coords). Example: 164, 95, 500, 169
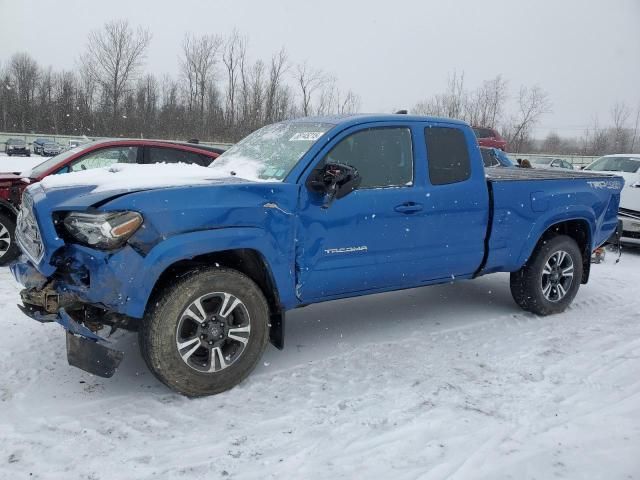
307, 162, 361, 209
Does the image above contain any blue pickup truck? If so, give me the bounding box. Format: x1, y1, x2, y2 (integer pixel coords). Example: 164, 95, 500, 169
11, 114, 623, 397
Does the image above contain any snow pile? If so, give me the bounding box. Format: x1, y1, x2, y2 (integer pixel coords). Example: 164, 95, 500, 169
0, 152, 47, 174
39, 162, 244, 193
1, 251, 639, 478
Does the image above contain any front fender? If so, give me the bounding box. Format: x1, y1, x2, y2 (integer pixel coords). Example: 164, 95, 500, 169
127, 227, 295, 318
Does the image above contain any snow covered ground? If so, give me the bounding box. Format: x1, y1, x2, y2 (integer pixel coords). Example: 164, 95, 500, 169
1, 249, 639, 479
0, 152, 50, 174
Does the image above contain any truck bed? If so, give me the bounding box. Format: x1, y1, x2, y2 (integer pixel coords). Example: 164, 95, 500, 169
485, 166, 614, 182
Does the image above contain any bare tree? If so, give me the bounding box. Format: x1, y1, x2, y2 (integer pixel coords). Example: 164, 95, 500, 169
181, 33, 222, 135
8, 52, 39, 131
504, 85, 552, 152
413, 71, 467, 120
295, 61, 326, 116
611, 102, 631, 152
631, 103, 640, 152
468, 75, 508, 128
581, 116, 609, 156
81, 20, 151, 131
222, 29, 246, 127
265, 48, 288, 123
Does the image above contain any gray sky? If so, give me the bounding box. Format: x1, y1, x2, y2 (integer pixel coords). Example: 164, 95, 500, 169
1, 0, 639, 137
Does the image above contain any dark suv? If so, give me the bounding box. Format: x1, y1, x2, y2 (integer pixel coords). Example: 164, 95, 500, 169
5, 138, 31, 156
0, 138, 225, 264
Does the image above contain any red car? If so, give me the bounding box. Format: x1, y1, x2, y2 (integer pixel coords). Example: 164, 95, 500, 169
472, 126, 507, 151
0, 139, 224, 265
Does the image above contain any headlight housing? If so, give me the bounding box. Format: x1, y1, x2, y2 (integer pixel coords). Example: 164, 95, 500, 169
63, 211, 143, 250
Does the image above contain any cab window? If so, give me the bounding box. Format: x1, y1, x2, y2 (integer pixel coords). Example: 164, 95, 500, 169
425, 127, 472, 185
69, 147, 139, 172
147, 147, 211, 166
321, 127, 413, 189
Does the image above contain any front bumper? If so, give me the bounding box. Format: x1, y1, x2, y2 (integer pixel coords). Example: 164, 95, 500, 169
7, 148, 29, 155
12, 260, 125, 377
619, 211, 640, 245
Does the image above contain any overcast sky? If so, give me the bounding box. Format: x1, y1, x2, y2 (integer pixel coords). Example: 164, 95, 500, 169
1, 0, 638, 137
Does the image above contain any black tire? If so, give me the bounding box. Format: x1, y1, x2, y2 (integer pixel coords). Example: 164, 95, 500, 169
0, 212, 20, 266
140, 267, 270, 397
6, 152, 11, 157
510, 235, 583, 316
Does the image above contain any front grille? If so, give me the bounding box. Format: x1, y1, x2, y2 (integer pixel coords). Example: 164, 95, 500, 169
15, 192, 45, 263
619, 207, 640, 219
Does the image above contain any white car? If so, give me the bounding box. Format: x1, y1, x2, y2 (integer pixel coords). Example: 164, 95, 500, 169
584, 154, 640, 245
530, 157, 575, 170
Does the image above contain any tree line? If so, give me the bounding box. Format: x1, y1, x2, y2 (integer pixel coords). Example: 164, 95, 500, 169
0, 21, 360, 143
413, 71, 640, 155
1, 19, 638, 154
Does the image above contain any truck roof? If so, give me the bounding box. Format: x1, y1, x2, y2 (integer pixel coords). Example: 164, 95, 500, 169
290, 114, 468, 128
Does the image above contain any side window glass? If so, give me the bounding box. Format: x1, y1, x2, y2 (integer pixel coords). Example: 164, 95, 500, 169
70, 147, 138, 172
148, 147, 205, 165
425, 127, 472, 185
481, 149, 499, 167
322, 127, 413, 189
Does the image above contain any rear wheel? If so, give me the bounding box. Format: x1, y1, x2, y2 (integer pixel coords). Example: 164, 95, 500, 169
510, 235, 583, 315
0, 212, 19, 266
140, 267, 270, 397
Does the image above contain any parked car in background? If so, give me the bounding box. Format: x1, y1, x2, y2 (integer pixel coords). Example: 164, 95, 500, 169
9, 114, 622, 395
41, 141, 63, 157
472, 126, 507, 151
530, 157, 575, 170
0, 138, 223, 265
32, 138, 53, 155
480, 146, 515, 168
67, 139, 89, 149
584, 154, 640, 245
5, 138, 30, 156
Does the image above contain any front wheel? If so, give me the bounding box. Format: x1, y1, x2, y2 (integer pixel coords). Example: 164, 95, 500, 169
510, 235, 583, 315
0, 212, 20, 266
140, 267, 270, 397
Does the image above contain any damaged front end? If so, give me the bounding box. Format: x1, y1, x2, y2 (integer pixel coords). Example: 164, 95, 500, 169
11, 186, 150, 377
12, 260, 130, 377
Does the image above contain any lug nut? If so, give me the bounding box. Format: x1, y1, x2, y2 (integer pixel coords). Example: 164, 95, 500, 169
220, 322, 224, 327
219, 335, 224, 339
208, 341, 213, 345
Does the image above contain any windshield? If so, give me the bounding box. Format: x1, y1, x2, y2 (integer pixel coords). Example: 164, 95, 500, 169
8, 139, 25, 145
25, 145, 86, 177
585, 156, 640, 173
209, 122, 333, 181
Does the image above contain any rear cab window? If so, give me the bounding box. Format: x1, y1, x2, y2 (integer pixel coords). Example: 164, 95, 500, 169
425, 126, 472, 185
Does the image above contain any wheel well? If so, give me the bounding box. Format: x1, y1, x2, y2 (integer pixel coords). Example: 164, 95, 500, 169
0, 202, 17, 220
540, 219, 591, 284
147, 249, 285, 349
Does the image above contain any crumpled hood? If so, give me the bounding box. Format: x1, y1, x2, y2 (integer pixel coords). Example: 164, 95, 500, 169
35, 162, 253, 210
40, 162, 241, 193
0, 172, 23, 183
23, 168, 299, 276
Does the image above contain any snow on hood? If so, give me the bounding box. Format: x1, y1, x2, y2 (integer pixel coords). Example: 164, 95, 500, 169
38, 162, 251, 193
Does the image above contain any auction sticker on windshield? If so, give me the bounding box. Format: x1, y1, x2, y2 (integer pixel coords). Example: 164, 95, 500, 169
289, 132, 324, 141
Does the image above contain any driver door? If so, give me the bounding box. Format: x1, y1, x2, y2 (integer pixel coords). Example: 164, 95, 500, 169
295, 124, 422, 301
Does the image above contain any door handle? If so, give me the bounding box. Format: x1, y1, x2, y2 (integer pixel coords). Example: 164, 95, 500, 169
394, 202, 423, 214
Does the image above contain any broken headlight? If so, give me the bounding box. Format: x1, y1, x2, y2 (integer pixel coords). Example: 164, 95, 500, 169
63, 211, 143, 250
